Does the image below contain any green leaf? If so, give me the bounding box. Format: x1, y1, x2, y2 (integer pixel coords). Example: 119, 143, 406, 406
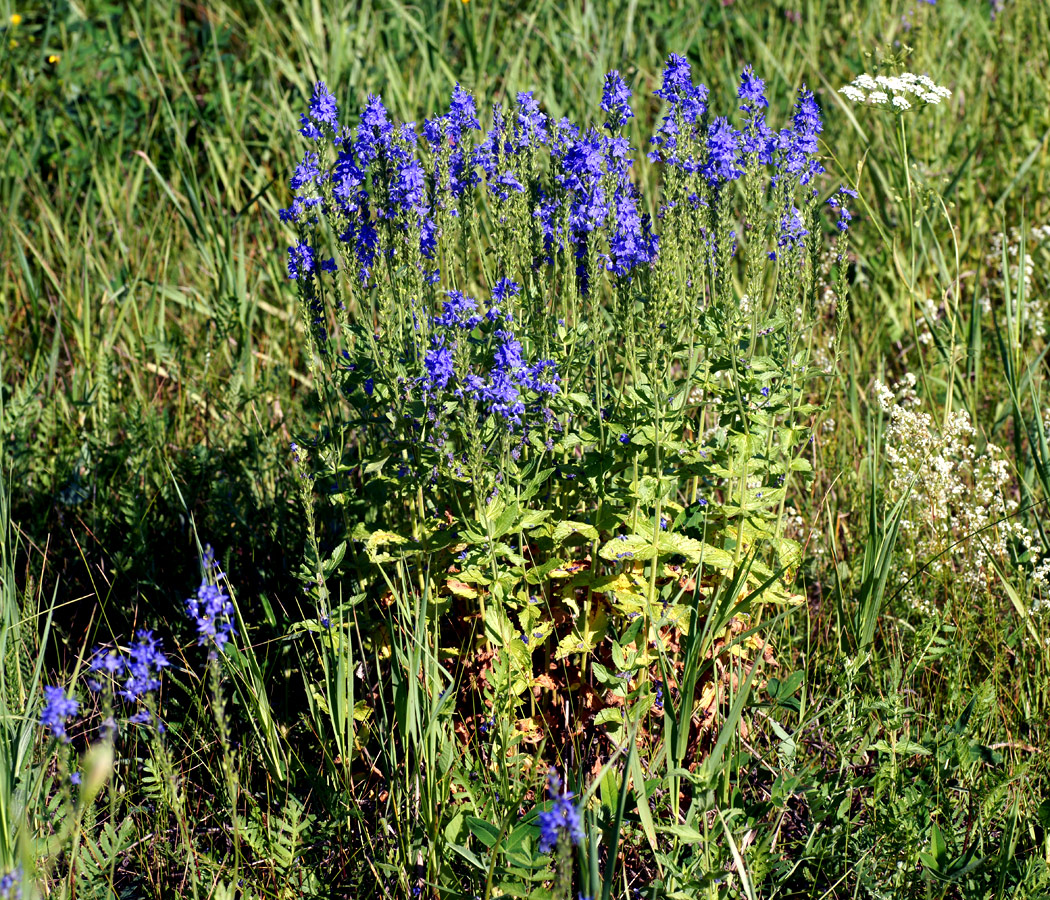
465, 816, 501, 848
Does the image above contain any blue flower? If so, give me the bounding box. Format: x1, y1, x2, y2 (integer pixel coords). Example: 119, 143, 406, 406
738, 65, 769, 111
601, 70, 634, 130
655, 53, 695, 105
435, 290, 480, 330
298, 114, 322, 142
287, 242, 315, 280
703, 117, 742, 186
356, 94, 394, 168
391, 156, 426, 214
87, 647, 125, 691
491, 278, 520, 305
523, 359, 560, 395
651, 53, 709, 163
828, 185, 858, 232
449, 83, 480, 131
290, 151, 321, 190
514, 91, 548, 149
493, 330, 525, 371
480, 371, 525, 424
423, 341, 455, 392
0, 866, 22, 900
537, 769, 584, 853
121, 630, 169, 702
185, 549, 237, 652
558, 132, 607, 234
777, 205, 809, 249
309, 81, 339, 128
491, 170, 525, 200
777, 86, 824, 185
40, 686, 79, 742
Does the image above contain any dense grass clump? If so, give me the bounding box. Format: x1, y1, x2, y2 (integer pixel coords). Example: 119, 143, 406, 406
3, 1, 1050, 898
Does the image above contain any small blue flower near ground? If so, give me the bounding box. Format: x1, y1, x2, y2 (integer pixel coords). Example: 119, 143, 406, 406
0, 867, 22, 900
40, 686, 79, 743
537, 768, 584, 852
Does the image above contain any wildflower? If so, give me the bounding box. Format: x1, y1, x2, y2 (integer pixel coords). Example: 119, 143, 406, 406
651, 53, 709, 162
0, 867, 22, 900
69, 772, 81, 786
827, 185, 858, 232
738, 65, 768, 111
355, 94, 394, 167
390, 155, 426, 214
838, 72, 951, 109
513, 91, 548, 149
308, 81, 339, 128
449, 83, 480, 131
423, 341, 455, 392
601, 70, 633, 130
87, 647, 125, 691
704, 117, 742, 185
40, 686, 79, 743
491, 278, 520, 306
777, 85, 823, 185
185, 550, 237, 651
290, 151, 321, 190
537, 769, 584, 852
121, 630, 169, 702
777, 205, 809, 249
9, 14, 21, 26
287, 242, 316, 280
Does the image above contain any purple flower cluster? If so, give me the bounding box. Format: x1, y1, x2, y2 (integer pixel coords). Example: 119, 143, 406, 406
650, 53, 709, 164
422, 288, 560, 429
284, 60, 829, 293
185, 547, 237, 652
537, 768, 585, 853
39, 686, 79, 743
827, 185, 859, 232
87, 630, 169, 703
739, 65, 776, 164
0, 868, 21, 900
601, 70, 634, 131
777, 85, 824, 186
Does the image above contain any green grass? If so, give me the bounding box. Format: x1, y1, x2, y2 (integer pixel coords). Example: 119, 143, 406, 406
3, 0, 1050, 897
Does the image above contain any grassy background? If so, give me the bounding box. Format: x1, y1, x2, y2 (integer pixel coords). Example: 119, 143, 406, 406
4, 0, 1050, 896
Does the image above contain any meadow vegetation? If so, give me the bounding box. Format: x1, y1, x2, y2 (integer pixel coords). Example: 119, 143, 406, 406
3, 1, 1050, 898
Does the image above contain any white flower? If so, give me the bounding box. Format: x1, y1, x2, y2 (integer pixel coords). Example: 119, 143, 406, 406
879, 75, 906, 94
838, 72, 951, 111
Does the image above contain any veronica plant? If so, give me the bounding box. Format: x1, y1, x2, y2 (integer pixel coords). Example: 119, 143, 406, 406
282, 57, 853, 893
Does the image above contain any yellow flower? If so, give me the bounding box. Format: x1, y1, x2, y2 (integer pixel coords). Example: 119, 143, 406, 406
48, 53, 59, 63
9, 13, 21, 26
8, 38, 16, 49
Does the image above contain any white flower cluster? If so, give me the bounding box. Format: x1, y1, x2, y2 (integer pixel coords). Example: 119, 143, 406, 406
981, 224, 1050, 338
875, 376, 1043, 615
839, 72, 951, 110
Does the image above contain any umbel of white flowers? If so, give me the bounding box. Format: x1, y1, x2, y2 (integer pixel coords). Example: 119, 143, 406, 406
839, 72, 951, 111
